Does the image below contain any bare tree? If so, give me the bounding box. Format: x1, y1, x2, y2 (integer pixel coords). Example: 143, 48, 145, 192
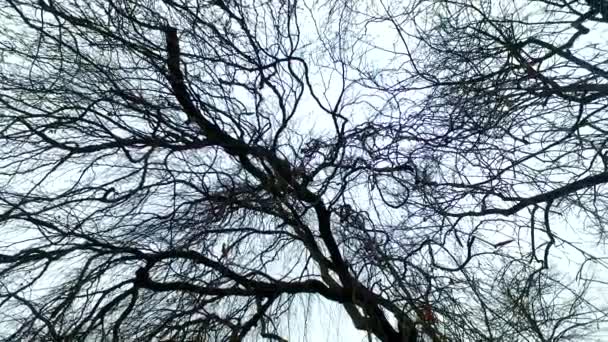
0, 0, 607, 341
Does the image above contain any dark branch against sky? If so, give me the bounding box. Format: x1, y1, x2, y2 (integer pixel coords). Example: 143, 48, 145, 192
0, 0, 608, 341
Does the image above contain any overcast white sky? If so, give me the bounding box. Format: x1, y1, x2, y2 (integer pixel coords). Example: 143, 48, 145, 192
1, 0, 608, 340
290, 0, 608, 340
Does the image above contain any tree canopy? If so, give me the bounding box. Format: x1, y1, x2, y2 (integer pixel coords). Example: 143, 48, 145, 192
1, 0, 608, 341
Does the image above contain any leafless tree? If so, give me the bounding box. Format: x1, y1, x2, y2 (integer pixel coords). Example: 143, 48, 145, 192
0, 0, 607, 341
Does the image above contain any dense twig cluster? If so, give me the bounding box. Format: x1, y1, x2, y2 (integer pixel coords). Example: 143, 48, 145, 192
0, 0, 607, 341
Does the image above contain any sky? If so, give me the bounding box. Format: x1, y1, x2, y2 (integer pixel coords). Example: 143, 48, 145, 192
1, 0, 608, 340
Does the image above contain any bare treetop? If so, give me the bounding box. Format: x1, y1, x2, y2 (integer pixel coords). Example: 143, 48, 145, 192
0, 0, 607, 341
